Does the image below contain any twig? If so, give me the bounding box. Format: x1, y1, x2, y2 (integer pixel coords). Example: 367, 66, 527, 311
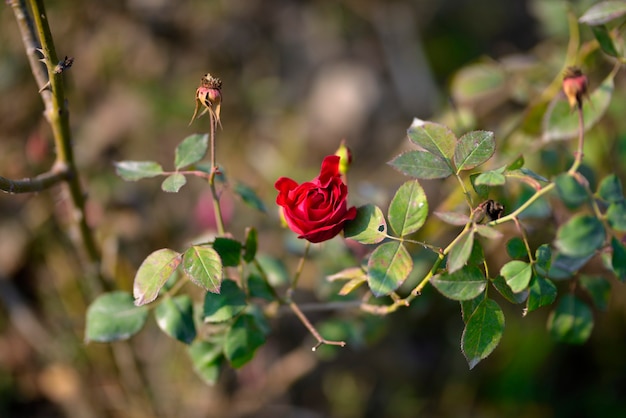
0, 167, 69, 194
289, 302, 346, 351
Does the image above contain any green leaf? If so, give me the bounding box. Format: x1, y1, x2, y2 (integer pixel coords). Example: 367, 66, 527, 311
506, 237, 528, 260
451, 62, 506, 105
474, 225, 502, 240
506, 155, 524, 171
607, 201, 626, 232
224, 314, 266, 368
234, 183, 267, 213
367, 241, 413, 297
579, 275, 611, 311
431, 265, 487, 301
492, 275, 528, 304
154, 295, 196, 344
526, 275, 557, 314
579, 1, 626, 25
115, 161, 164, 181
85, 291, 149, 342
515, 185, 551, 219
434, 211, 470, 226
591, 25, 620, 57
203, 279, 247, 323
389, 151, 454, 180
188, 341, 223, 385
247, 273, 275, 301
555, 214, 606, 258
474, 171, 506, 186
598, 174, 624, 203
253, 255, 289, 287
338, 277, 367, 296
213, 237, 242, 267
500, 260, 532, 293
467, 239, 485, 266
454, 130, 495, 173
461, 292, 487, 323
387, 180, 429, 236
161, 173, 187, 193
546, 252, 594, 280
555, 173, 589, 209
547, 295, 594, 344
535, 244, 552, 275
133, 249, 182, 306
447, 230, 475, 273
611, 237, 626, 282
243, 228, 258, 263
344, 204, 387, 244
183, 245, 223, 293
461, 298, 505, 369
470, 173, 490, 199
175, 133, 209, 169
407, 120, 456, 161
543, 72, 614, 141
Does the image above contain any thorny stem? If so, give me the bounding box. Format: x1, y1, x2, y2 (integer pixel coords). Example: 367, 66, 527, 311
208, 110, 226, 236
8, 0, 107, 293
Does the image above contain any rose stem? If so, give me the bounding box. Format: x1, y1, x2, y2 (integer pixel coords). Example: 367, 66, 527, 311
287, 241, 346, 349
208, 108, 225, 236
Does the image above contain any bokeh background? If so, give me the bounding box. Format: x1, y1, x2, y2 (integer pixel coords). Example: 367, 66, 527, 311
2, 0, 626, 417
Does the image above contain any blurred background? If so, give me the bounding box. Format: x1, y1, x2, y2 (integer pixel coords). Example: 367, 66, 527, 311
2, 0, 626, 417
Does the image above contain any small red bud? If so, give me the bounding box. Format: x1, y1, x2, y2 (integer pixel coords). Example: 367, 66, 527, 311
562, 67, 588, 110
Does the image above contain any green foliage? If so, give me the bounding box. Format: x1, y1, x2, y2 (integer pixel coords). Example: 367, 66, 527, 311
175, 133, 209, 169
188, 341, 223, 385
547, 295, 594, 344
344, 204, 387, 244
555, 173, 589, 209
161, 173, 187, 192
500, 261, 533, 293
367, 241, 412, 297
447, 230, 475, 273
203, 279, 247, 323
224, 314, 267, 368
461, 299, 504, 370
133, 249, 182, 306
115, 161, 164, 181
154, 296, 196, 344
103, 3, 626, 380
431, 265, 487, 301
555, 215, 606, 258
387, 180, 428, 237
85, 292, 149, 342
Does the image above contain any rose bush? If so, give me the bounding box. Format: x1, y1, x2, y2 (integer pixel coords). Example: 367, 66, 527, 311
275, 155, 357, 243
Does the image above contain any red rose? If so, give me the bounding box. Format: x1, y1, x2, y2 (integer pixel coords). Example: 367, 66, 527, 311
275, 155, 357, 243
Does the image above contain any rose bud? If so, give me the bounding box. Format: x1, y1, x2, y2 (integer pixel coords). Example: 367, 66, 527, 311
562, 67, 588, 110
189, 73, 222, 127
275, 155, 357, 243
334, 140, 352, 176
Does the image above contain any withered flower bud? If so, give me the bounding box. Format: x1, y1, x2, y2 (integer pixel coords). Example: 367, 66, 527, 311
189, 73, 222, 127
562, 67, 588, 110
